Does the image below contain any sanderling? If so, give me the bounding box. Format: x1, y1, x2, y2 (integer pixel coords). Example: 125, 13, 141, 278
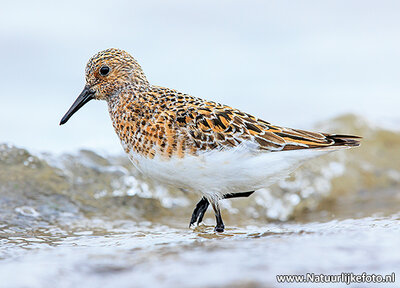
60, 48, 361, 232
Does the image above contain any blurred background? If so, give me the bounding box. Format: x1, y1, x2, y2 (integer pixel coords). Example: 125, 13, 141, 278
0, 0, 399, 154
1, 1, 400, 287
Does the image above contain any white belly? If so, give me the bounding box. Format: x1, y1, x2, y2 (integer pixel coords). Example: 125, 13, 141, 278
126, 145, 329, 200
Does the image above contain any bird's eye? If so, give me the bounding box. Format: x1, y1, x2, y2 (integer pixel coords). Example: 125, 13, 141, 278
99, 66, 110, 76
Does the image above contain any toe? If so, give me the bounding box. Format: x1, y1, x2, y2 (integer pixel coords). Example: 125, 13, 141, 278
214, 226, 224, 233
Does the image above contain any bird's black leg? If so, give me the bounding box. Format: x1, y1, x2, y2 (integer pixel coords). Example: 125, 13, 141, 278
189, 197, 209, 227
211, 201, 225, 232
196, 198, 209, 224
189, 191, 254, 228
223, 191, 254, 199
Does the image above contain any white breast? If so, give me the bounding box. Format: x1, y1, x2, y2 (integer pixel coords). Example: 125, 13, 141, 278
126, 144, 330, 200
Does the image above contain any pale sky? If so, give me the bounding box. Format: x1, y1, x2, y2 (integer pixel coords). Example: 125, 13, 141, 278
0, 0, 399, 154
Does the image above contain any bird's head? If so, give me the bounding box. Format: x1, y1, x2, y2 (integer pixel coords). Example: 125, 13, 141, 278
60, 48, 147, 125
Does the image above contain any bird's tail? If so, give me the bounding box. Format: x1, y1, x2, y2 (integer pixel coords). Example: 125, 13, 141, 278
326, 134, 362, 147
307, 134, 362, 152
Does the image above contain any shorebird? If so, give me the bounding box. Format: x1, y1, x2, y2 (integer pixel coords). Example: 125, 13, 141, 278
60, 48, 361, 232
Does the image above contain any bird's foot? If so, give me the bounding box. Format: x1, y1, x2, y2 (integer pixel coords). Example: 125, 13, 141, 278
214, 224, 225, 233
190, 221, 205, 229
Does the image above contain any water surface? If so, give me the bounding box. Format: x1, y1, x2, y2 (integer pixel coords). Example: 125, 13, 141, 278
1, 115, 399, 287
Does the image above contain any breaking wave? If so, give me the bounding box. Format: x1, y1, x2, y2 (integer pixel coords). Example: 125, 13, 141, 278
1, 114, 400, 231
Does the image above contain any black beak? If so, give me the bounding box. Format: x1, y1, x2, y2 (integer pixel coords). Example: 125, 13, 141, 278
60, 86, 95, 125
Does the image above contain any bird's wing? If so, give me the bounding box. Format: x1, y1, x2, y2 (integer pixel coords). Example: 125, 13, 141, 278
174, 100, 360, 153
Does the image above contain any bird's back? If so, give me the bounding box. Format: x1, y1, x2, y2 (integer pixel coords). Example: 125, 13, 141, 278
108, 85, 361, 163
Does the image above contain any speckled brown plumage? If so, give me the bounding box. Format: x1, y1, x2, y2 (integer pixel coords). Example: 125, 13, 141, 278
83, 48, 359, 160
108, 84, 361, 160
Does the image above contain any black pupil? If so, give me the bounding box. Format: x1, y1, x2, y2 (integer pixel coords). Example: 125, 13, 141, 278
100, 66, 110, 76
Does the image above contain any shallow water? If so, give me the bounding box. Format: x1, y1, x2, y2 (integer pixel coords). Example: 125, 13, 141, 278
1, 216, 399, 288
1, 115, 400, 287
